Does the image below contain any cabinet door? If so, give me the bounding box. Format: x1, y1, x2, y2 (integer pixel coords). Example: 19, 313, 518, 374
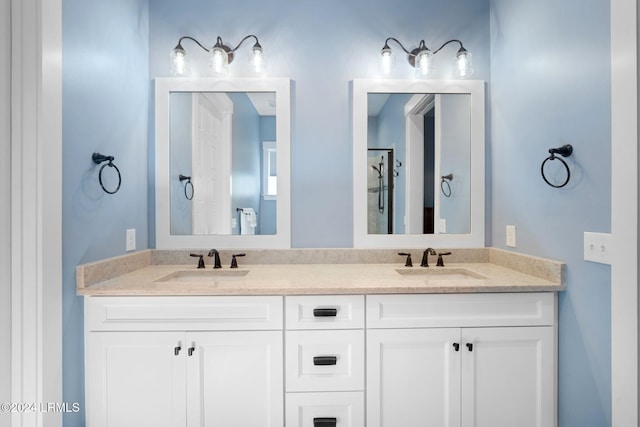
461, 326, 554, 427
186, 331, 284, 427
85, 332, 187, 427
367, 328, 461, 427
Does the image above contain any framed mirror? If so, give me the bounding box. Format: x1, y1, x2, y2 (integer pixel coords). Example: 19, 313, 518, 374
352, 79, 485, 248
155, 78, 291, 249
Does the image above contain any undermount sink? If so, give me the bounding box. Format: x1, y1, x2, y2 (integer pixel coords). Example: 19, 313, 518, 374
395, 268, 487, 281
156, 269, 250, 283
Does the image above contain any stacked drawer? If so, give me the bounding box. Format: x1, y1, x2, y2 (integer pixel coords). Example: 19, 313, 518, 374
285, 295, 366, 427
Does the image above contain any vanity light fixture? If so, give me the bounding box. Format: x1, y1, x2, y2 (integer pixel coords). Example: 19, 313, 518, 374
380, 37, 473, 78
171, 35, 265, 77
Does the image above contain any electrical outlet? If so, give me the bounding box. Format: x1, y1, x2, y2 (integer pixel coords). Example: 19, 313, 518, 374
584, 232, 612, 264
439, 219, 447, 233
126, 229, 136, 252
506, 225, 517, 247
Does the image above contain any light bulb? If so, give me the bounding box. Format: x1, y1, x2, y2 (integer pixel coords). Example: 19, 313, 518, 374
456, 49, 473, 78
380, 46, 394, 75
171, 46, 187, 76
415, 50, 434, 78
250, 45, 265, 74
210, 46, 229, 77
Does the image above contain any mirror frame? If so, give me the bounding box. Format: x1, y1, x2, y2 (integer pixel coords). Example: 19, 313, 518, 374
155, 77, 291, 249
352, 79, 485, 248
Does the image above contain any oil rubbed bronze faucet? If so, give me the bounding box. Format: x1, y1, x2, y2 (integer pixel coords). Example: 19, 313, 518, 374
190, 253, 205, 268
207, 249, 222, 269
420, 248, 437, 267
436, 251, 452, 267
398, 252, 413, 267
230, 253, 246, 268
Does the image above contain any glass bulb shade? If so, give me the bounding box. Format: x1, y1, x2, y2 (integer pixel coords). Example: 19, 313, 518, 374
380, 47, 394, 75
250, 46, 266, 74
171, 48, 187, 76
456, 50, 473, 78
210, 46, 229, 76
415, 50, 434, 78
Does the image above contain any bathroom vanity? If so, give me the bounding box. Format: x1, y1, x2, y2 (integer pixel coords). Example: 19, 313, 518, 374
78, 248, 563, 427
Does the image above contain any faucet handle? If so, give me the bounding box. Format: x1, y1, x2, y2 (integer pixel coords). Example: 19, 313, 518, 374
207, 249, 222, 269
189, 253, 205, 269
398, 252, 413, 267
436, 252, 452, 267
230, 253, 246, 268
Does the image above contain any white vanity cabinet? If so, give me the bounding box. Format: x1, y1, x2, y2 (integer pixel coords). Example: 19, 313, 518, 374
84, 296, 284, 427
284, 295, 366, 427
366, 293, 556, 427
83, 292, 557, 427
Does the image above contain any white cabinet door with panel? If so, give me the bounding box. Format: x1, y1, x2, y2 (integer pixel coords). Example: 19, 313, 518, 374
367, 328, 461, 427
186, 331, 283, 427
85, 331, 187, 427
461, 326, 554, 427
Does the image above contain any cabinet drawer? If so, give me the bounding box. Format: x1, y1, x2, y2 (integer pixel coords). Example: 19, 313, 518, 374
286, 392, 364, 427
285, 295, 364, 330
367, 293, 555, 328
286, 330, 364, 392
85, 296, 283, 331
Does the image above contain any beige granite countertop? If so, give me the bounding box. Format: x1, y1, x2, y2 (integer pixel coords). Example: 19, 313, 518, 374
77, 249, 565, 296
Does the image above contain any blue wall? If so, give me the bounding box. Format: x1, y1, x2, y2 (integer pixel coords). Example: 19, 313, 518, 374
148, 0, 491, 247
62, 0, 149, 425
490, 0, 611, 425
61, 0, 612, 425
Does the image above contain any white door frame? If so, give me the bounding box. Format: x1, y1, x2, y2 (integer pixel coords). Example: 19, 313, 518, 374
1, 0, 12, 424
10, 0, 63, 426
404, 94, 435, 234
610, 0, 638, 425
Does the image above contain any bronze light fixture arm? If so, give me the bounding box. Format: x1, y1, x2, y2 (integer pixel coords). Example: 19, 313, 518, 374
173, 36, 211, 54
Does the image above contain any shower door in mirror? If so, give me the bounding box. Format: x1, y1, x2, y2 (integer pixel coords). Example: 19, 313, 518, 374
368, 149, 394, 234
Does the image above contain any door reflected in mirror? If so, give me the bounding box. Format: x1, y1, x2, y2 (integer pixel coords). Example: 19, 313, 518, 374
169, 91, 277, 236
367, 93, 471, 235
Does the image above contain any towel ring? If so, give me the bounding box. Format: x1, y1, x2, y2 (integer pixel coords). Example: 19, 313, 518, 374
92, 152, 121, 194
179, 174, 194, 200
440, 173, 453, 197
541, 144, 573, 188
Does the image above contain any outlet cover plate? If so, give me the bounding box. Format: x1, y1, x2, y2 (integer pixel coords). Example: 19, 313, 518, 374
506, 225, 517, 247
584, 232, 611, 264
126, 229, 136, 252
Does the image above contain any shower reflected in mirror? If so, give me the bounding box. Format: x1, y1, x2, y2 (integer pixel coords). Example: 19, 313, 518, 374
368, 149, 394, 234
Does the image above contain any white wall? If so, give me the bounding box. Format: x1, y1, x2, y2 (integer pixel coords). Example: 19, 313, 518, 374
0, 0, 11, 423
